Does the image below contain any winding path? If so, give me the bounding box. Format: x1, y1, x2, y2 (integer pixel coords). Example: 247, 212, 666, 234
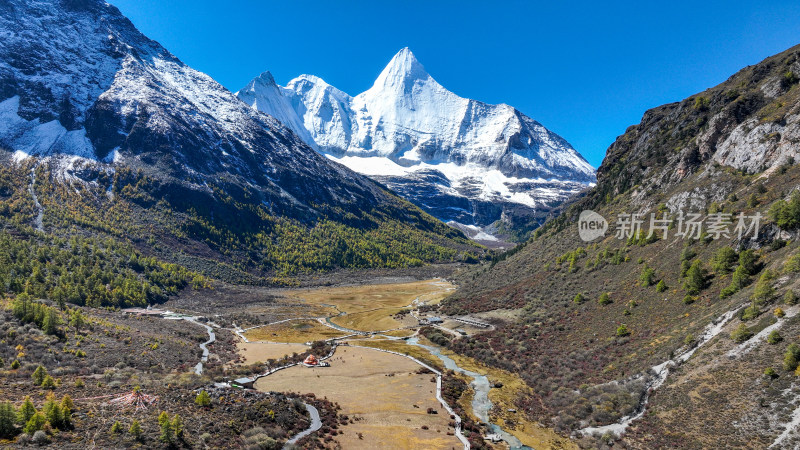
160, 311, 216, 375
342, 344, 470, 449
284, 402, 322, 448
234, 288, 524, 449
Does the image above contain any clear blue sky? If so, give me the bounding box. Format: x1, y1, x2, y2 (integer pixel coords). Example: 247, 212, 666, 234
111, 0, 800, 168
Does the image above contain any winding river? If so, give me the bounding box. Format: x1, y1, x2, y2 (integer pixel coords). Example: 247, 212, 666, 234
406, 337, 530, 450
315, 308, 528, 448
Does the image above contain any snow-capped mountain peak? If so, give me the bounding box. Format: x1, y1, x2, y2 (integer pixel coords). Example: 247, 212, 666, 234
0, 0, 427, 225
236, 70, 316, 146
237, 48, 596, 241
370, 47, 431, 91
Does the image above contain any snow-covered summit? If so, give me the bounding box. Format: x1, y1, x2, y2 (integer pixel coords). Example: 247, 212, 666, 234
236, 71, 316, 146
370, 47, 431, 89
238, 48, 596, 239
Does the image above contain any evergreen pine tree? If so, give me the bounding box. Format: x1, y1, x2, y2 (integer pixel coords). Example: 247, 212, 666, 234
129, 420, 142, 440
0, 401, 17, 438
158, 411, 173, 443
17, 397, 35, 425
31, 366, 47, 386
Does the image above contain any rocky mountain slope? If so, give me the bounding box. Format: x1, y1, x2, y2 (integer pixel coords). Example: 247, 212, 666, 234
0, 0, 481, 281
438, 43, 800, 448
237, 49, 596, 243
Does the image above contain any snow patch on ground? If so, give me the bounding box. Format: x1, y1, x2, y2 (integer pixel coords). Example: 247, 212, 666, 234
581, 304, 743, 437
770, 390, 800, 449
0, 96, 95, 161
728, 306, 799, 358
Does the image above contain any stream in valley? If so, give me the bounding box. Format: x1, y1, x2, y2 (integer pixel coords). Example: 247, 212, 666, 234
405, 337, 530, 449
162, 311, 216, 375
314, 300, 530, 447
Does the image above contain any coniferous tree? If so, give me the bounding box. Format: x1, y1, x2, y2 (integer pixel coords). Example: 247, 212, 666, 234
42, 308, 59, 335
32, 366, 47, 386
171, 414, 184, 439
129, 420, 142, 440
684, 260, 706, 295
158, 411, 173, 443
42, 393, 63, 429
752, 270, 776, 303
784, 344, 800, 371
17, 397, 35, 425
712, 247, 737, 274
23, 412, 46, 434
0, 401, 17, 438
195, 390, 211, 407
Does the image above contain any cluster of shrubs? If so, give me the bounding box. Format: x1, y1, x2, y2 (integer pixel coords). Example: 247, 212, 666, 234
719, 249, 760, 299
639, 263, 667, 292
769, 191, 800, 229
552, 245, 631, 274
109, 419, 143, 441
0, 393, 72, 440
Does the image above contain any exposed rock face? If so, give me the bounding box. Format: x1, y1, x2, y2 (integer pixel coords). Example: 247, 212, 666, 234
442, 43, 800, 449
594, 45, 800, 210
711, 115, 800, 172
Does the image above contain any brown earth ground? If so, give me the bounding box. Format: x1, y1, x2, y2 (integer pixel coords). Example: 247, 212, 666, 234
254, 346, 460, 449
352, 337, 576, 449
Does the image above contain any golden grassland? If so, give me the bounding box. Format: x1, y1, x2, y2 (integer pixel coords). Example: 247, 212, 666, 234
236, 341, 310, 363
350, 336, 575, 449
240, 278, 573, 448
381, 329, 417, 338
282, 279, 455, 332
249, 303, 339, 320
344, 337, 443, 372
242, 319, 347, 343
254, 346, 460, 449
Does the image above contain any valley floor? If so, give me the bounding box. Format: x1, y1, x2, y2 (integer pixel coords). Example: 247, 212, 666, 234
192, 276, 574, 449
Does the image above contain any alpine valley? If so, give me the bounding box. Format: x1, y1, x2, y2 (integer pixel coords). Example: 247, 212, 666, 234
237, 49, 596, 244
1, 1, 800, 449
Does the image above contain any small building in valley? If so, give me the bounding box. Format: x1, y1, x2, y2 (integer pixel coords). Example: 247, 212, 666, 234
302, 354, 329, 367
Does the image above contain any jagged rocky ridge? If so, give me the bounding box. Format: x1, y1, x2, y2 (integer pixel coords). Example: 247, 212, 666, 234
0, 0, 478, 277
237, 49, 596, 242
